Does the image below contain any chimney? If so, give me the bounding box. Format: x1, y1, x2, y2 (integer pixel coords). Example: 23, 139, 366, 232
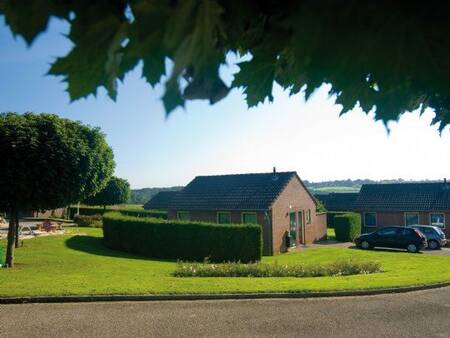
445, 178, 447, 184
272, 167, 278, 180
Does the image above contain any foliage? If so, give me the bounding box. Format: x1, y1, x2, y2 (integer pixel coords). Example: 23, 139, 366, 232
130, 187, 183, 205
0, 112, 114, 267
74, 214, 103, 228
0, 113, 115, 213
1, 2, 450, 130
0, 243, 3, 267
173, 259, 382, 278
68, 206, 167, 219
2, 230, 449, 297
84, 176, 131, 207
334, 213, 362, 242
102, 212, 262, 263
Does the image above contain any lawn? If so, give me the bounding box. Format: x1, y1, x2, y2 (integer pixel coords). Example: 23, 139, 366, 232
327, 228, 336, 240
0, 227, 449, 297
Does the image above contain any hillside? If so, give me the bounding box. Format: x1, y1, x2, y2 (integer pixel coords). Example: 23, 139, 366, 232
130, 186, 183, 204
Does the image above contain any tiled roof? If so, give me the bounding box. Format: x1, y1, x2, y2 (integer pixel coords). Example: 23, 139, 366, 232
315, 193, 359, 211
143, 191, 178, 210
354, 182, 450, 212
168, 171, 300, 211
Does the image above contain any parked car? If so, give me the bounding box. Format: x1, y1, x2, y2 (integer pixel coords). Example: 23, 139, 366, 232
407, 225, 447, 250
355, 226, 427, 253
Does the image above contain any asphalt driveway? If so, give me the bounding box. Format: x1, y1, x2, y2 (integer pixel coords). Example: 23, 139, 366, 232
0, 287, 449, 338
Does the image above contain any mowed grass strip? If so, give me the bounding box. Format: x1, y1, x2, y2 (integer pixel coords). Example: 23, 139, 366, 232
0, 227, 449, 297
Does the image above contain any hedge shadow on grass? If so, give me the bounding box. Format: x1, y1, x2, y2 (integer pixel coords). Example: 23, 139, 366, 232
65, 235, 176, 262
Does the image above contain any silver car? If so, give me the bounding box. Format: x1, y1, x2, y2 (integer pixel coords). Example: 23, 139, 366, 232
408, 225, 447, 249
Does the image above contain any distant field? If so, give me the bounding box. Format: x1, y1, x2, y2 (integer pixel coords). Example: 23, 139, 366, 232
309, 186, 360, 193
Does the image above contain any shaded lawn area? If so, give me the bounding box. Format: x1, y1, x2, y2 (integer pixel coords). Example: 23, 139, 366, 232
327, 228, 336, 240
0, 227, 449, 297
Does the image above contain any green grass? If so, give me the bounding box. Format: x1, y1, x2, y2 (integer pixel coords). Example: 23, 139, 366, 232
0, 228, 449, 297
327, 228, 336, 240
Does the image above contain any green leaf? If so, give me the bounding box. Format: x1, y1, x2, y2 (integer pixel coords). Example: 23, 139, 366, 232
233, 54, 276, 107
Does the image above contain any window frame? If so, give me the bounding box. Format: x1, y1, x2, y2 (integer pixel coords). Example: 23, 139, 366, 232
363, 212, 377, 227
404, 212, 420, 226
217, 211, 232, 224
306, 209, 311, 224
177, 211, 190, 221
241, 212, 258, 224
430, 213, 445, 228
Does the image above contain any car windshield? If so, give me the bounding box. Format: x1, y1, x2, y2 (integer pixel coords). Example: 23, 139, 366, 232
434, 227, 445, 236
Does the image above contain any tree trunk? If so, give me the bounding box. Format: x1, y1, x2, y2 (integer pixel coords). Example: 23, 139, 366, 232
5, 209, 16, 267
14, 210, 20, 248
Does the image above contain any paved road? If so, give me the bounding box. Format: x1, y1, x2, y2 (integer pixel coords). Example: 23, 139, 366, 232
1, 287, 449, 338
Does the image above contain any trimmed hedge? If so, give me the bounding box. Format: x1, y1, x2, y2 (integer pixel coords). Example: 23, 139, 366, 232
69, 206, 167, 219
74, 214, 103, 227
334, 213, 361, 242
102, 212, 262, 263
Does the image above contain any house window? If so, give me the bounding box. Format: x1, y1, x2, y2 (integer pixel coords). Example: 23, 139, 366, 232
217, 212, 231, 224
242, 212, 257, 224
364, 212, 377, 227
430, 213, 445, 228
306, 209, 311, 224
405, 212, 419, 226
177, 211, 190, 221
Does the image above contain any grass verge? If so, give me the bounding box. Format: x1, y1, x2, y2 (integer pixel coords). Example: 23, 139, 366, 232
0, 227, 449, 297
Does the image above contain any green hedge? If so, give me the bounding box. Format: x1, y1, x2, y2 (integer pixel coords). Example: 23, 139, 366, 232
0, 244, 3, 267
334, 213, 361, 242
102, 212, 262, 263
74, 214, 103, 227
69, 207, 167, 219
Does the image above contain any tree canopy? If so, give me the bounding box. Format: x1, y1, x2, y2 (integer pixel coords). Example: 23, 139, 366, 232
84, 176, 131, 207
1, 1, 449, 131
0, 112, 115, 266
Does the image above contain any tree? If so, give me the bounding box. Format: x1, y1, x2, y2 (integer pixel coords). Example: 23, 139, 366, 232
84, 176, 131, 209
0, 113, 115, 267
1, 1, 449, 131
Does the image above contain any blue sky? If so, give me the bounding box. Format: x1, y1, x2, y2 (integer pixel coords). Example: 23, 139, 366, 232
1, 18, 449, 189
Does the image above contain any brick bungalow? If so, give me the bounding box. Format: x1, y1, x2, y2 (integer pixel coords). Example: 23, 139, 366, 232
353, 181, 450, 238
146, 169, 326, 255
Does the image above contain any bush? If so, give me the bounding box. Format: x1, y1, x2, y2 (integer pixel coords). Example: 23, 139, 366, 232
173, 259, 382, 277
74, 214, 103, 228
0, 244, 3, 267
334, 213, 361, 242
102, 212, 262, 263
69, 206, 167, 219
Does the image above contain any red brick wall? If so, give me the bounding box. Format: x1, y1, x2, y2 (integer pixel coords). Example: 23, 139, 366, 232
361, 211, 450, 238
270, 176, 327, 255
167, 210, 272, 255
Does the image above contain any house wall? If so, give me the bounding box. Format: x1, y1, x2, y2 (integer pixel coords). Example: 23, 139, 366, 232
360, 211, 450, 238
167, 210, 272, 255
270, 176, 327, 255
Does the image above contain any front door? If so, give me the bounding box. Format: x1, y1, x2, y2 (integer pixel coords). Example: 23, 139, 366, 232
289, 212, 297, 246
298, 211, 304, 244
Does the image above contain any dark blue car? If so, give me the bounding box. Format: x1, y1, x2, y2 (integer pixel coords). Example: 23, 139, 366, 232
355, 226, 427, 253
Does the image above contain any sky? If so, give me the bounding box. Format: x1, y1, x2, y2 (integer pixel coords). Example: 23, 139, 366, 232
1, 18, 449, 189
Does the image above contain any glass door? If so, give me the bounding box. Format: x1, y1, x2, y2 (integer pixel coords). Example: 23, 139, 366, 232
289, 212, 297, 246
298, 211, 304, 244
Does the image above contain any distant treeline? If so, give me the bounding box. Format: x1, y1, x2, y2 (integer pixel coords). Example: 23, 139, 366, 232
130, 186, 183, 204
303, 178, 442, 194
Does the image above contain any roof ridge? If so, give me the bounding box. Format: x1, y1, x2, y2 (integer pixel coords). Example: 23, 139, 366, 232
194, 171, 296, 178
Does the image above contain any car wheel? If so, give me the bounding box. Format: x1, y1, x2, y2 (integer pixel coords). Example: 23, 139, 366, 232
361, 241, 371, 250
407, 244, 419, 253
428, 240, 440, 250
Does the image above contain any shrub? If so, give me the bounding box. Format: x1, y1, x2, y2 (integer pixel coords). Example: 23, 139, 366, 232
334, 213, 361, 242
74, 214, 103, 228
102, 212, 262, 263
0, 244, 3, 267
173, 259, 382, 278
69, 206, 167, 219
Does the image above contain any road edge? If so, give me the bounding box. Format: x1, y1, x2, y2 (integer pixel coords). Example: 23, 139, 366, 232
1, 281, 450, 304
